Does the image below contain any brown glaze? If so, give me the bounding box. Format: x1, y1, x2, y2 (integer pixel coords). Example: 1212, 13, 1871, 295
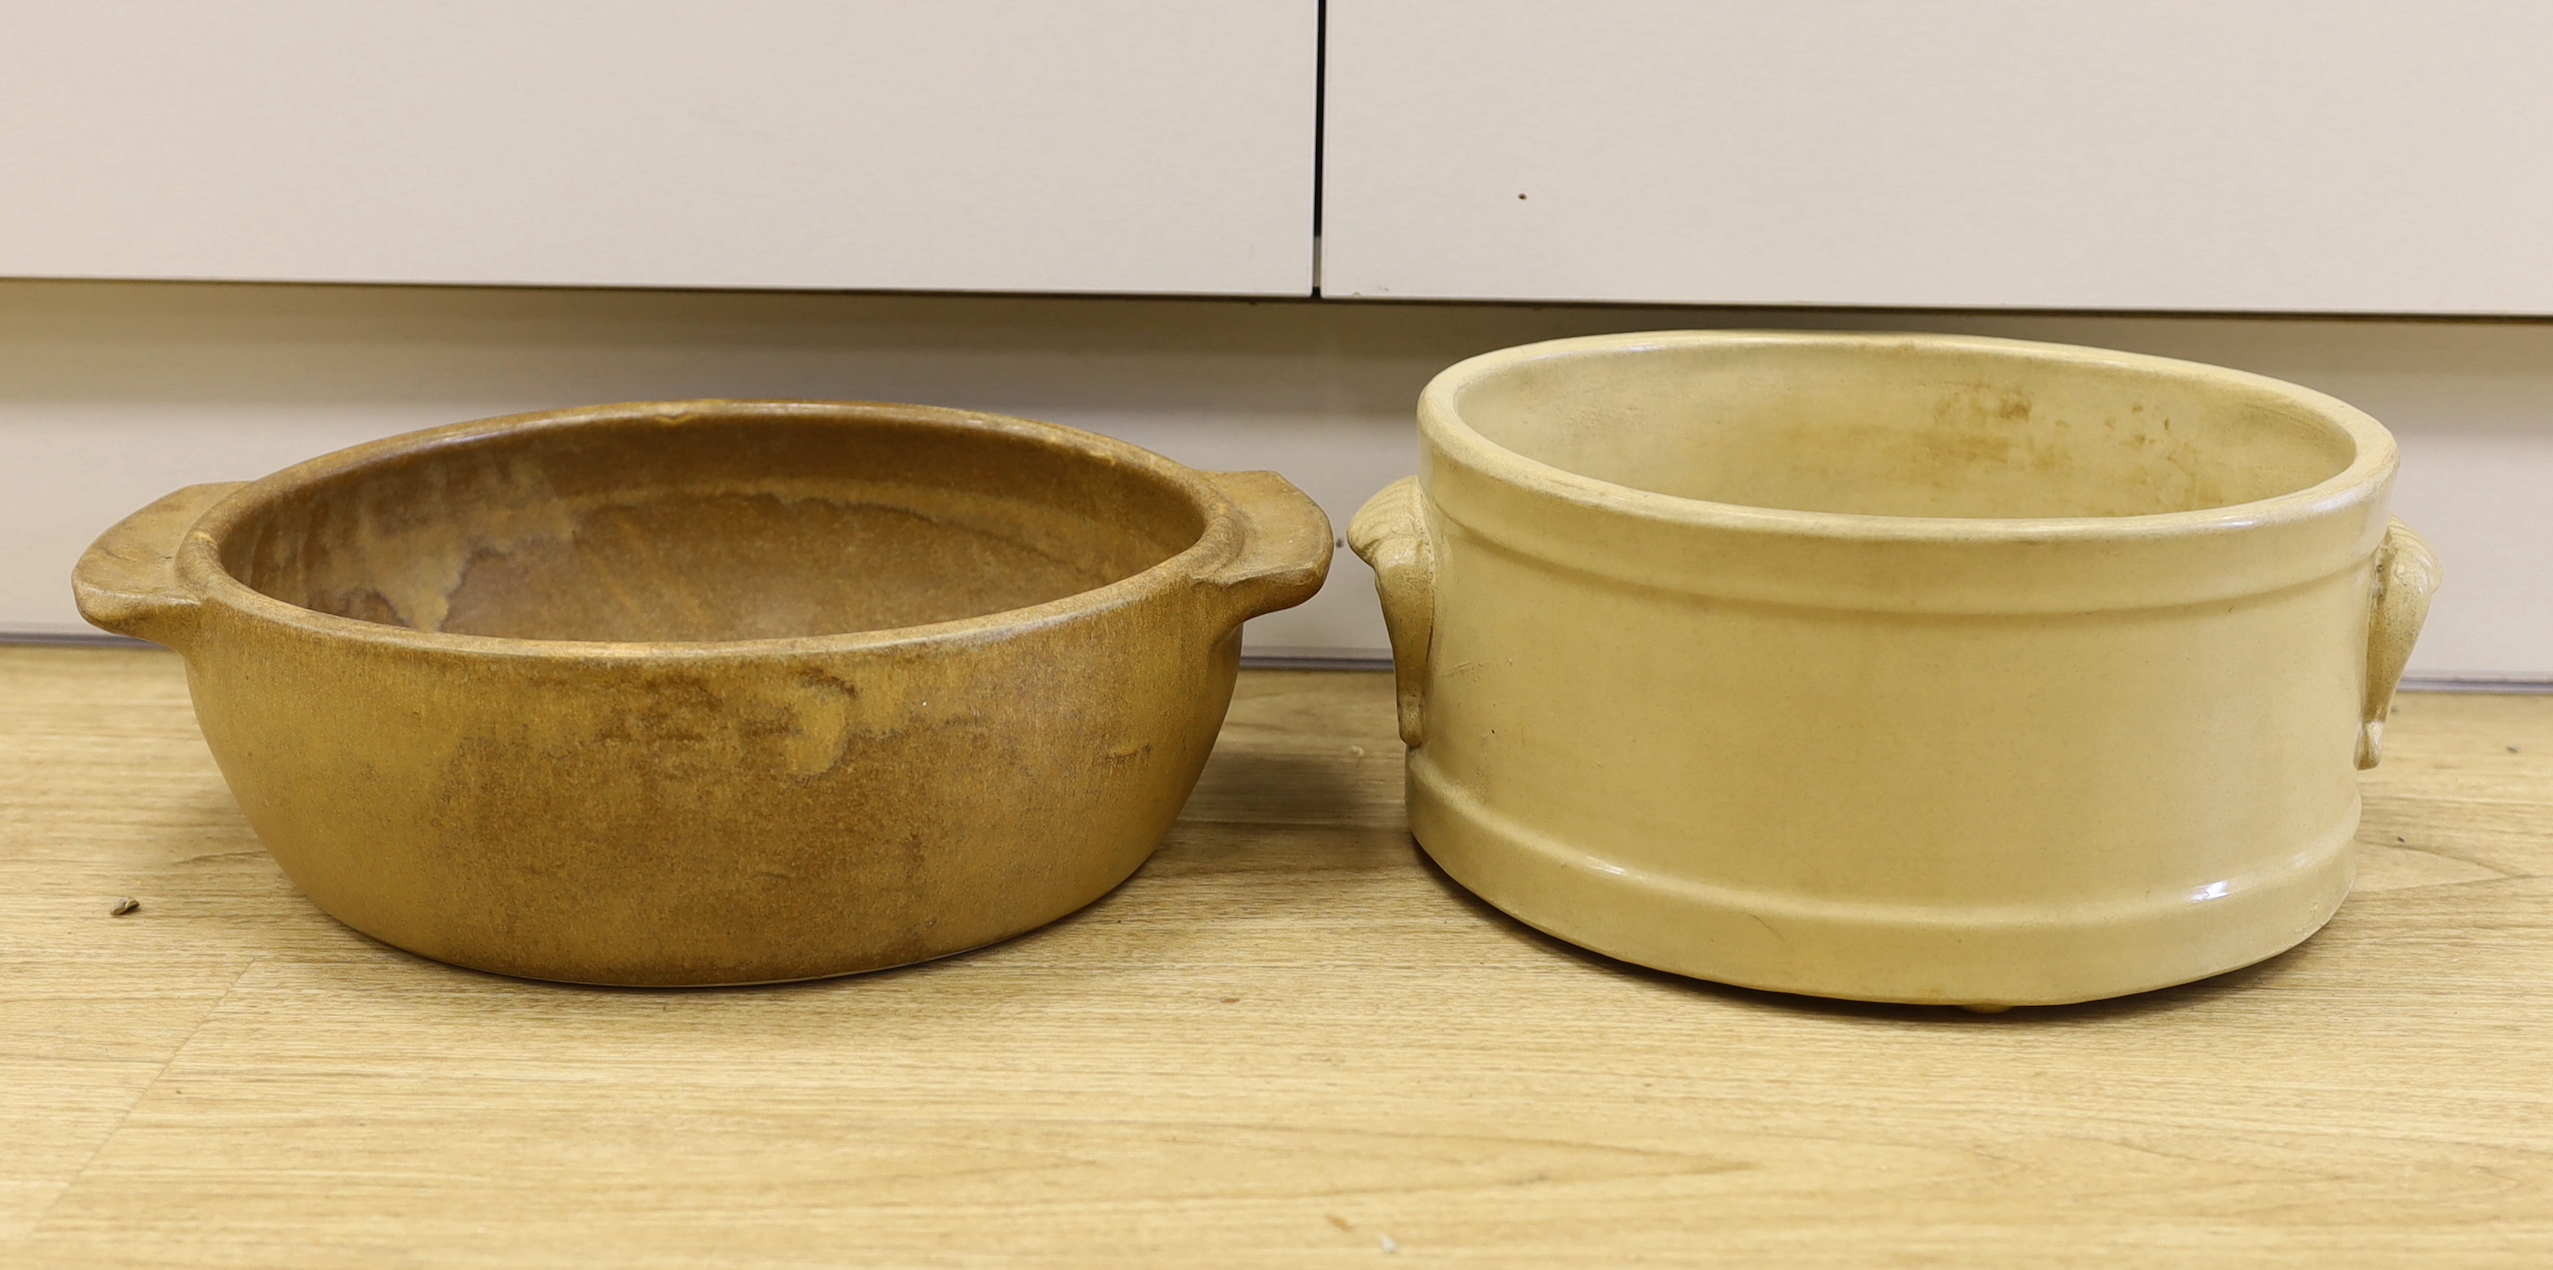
74, 401, 1331, 985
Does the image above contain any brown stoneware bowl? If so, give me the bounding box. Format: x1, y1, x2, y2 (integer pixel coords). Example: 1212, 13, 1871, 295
74, 400, 1331, 985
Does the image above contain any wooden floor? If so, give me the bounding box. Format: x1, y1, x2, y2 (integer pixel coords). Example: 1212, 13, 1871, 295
3, 646, 2549, 1267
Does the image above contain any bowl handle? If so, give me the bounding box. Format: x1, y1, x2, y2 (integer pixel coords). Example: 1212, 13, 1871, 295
1348, 477, 1435, 748
2357, 517, 2441, 769
71, 482, 247, 650
1201, 469, 1334, 628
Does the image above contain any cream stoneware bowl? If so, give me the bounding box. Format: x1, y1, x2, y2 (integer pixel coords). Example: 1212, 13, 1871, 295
75, 400, 1331, 986
1350, 332, 2438, 1008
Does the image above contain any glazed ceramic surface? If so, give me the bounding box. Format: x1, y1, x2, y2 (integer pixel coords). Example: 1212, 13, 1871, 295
1351, 332, 2438, 1007
75, 401, 1331, 985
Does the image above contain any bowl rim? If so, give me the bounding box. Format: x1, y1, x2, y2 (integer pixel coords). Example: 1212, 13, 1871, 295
1418, 329, 2398, 543
172, 399, 1253, 661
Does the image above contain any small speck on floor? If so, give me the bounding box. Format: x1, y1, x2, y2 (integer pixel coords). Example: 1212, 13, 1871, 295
109, 897, 140, 916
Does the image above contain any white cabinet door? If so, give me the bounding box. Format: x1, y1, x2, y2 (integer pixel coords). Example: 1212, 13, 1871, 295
0, 1, 1316, 295
1322, 0, 2553, 313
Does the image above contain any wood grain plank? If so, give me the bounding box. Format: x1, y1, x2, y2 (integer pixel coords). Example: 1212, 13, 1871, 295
2, 648, 2548, 1266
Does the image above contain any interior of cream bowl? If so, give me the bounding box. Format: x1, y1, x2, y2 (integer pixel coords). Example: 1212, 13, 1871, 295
1439, 333, 2377, 521
212, 404, 1213, 643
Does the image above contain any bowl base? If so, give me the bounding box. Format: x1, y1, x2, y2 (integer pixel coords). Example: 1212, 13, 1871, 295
1407, 758, 2355, 1008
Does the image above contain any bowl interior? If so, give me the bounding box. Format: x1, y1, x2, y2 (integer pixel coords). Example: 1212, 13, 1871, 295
220, 409, 1209, 642
1451, 339, 2362, 518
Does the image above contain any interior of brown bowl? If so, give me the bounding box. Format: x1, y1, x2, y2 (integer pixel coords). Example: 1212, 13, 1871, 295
1452, 340, 2361, 518
219, 408, 1209, 642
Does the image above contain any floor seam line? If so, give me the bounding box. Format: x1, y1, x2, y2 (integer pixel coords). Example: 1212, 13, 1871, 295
23, 953, 268, 1239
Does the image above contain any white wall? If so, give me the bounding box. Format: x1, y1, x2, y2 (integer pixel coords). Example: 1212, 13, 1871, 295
0, 1, 1317, 295
1324, 0, 2553, 312
3, 279, 2547, 677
